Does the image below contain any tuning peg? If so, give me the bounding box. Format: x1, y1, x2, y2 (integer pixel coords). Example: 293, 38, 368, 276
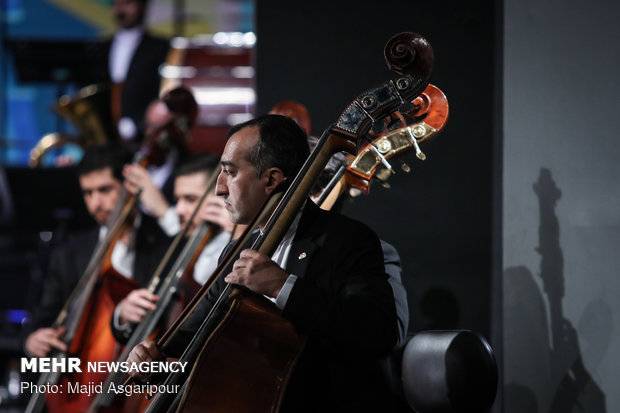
407, 126, 427, 160
368, 142, 394, 172
401, 162, 411, 173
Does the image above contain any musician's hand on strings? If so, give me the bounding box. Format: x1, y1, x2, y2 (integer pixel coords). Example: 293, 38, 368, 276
25, 326, 67, 357
225, 249, 289, 298
127, 340, 165, 381
118, 289, 159, 325
123, 164, 170, 218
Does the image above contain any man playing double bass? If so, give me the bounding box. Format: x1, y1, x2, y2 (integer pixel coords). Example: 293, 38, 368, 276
128, 114, 399, 412
23, 143, 171, 358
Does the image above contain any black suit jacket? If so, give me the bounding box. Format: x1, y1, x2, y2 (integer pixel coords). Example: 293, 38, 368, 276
24, 214, 171, 335
168, 201, 399, 412
103, 32, 170, 142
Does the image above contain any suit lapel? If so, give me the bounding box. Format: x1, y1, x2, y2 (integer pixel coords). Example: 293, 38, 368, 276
284, 201, 326, 279
126, 34, 148, 80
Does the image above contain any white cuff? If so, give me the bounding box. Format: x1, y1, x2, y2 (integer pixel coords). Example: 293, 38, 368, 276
275, 274, 298, 310
158, 207, 181, 236
113, 305, 130, 331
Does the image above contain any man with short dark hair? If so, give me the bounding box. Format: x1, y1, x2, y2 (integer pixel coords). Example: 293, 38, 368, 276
128, 115, 398, 411
23, 143, 170, 357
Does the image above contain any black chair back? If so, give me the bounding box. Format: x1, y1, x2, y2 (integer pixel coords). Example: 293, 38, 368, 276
401, 330, 498, 413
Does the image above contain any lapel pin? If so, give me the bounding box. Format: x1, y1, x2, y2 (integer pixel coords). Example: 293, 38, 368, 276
298, 252, 307, 260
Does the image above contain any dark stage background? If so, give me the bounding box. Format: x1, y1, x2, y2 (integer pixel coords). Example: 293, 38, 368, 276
255, 1, 500, 343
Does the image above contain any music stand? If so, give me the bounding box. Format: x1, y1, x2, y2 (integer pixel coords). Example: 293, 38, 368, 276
7, 39, 109, 132
7, 38, 108, 84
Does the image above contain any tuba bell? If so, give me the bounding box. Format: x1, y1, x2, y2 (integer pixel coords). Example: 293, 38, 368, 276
29, 83, 117, 167
54, 83, 117, 145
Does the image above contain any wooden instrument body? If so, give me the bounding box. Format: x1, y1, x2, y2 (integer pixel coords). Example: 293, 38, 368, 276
46, 268, 140, 413
178, 291, 305, 413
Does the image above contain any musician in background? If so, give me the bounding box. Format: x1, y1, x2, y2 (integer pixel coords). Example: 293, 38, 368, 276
105, 0, 170, 144
112, 154, 235, 342
269, 99, 312, 136
128, 115, 399, 412
137, 86, 198, 203
22, 143, 171, 357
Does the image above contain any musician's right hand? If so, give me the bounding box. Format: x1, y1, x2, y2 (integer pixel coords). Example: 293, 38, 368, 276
123, 164, 170, 218
25, 326, 67, 357
127, 340, 165, 381
118, 289, 158, 325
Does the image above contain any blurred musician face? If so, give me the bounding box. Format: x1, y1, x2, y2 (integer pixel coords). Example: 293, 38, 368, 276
145, 100, 174, 135
216, 126, 283, 225
113, 0, 146, 30
174, 172, 208, 236
269, 101, 311, 136
144, 100, 189, 166
79, 167, 123, 226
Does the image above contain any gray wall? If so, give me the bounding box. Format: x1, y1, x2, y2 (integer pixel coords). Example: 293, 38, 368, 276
503, 0, 620, 412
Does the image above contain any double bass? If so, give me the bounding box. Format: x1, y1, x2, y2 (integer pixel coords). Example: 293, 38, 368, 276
135, 31, 442, 413
24, 126, 182, 413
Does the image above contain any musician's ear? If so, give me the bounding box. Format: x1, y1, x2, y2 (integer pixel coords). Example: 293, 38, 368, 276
263, 167, 285, 194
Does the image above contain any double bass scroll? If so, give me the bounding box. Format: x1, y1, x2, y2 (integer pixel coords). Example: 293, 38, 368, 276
317, 83, 448, 210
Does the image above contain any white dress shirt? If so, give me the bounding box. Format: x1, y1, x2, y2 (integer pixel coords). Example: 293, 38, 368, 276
109, 27, 143, 83
109, 27, 144, 139
269, 210, 303, 310
99, 221, 138, 279
192, 231, 233, 285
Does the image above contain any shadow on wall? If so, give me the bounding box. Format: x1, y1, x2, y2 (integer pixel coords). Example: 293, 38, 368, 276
504, 168, 608, 413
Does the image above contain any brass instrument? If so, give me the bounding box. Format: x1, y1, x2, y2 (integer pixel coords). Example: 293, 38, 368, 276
54, 84, 116, 145
29, 84, 116, 167
28, 133, 83, 167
